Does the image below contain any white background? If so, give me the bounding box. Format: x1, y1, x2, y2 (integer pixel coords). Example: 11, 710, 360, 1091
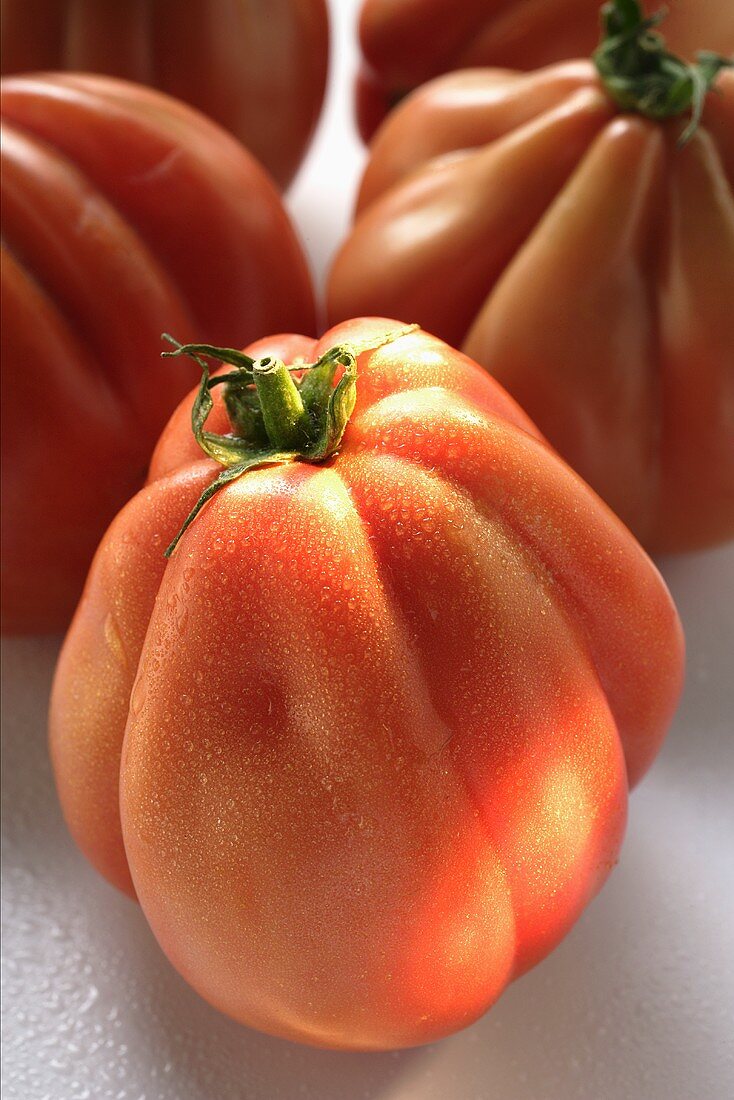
3, 2, 734, 1097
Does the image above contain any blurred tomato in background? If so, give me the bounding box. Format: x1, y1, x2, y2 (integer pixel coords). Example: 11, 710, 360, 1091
330, 49, 734, 553
1, 0, 330, 188
356, 0, 734, 138
1, 73, 316, 633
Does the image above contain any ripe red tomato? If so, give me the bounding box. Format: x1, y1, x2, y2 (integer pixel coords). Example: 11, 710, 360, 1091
1, 74, 316, 633
357, 0, 734, 138
329, 19, 734, 552
50, 318, 683, 1049
0, 0, 329, 188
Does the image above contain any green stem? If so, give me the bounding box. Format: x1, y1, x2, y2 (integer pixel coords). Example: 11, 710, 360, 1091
160, 324, 419, 556
252, 357, 312, 450
593, 0, 733, 144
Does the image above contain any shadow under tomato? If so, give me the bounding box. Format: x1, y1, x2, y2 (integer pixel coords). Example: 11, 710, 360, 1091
379, 799, 731, 1100
109, 918, 427, 1100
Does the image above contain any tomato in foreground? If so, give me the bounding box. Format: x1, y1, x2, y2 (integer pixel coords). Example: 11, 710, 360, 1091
330, 3, 734, 552
50, 319, 684, 1049
1, 73, 316, 633
0, 0, 329, 189
357, 0, 734, 139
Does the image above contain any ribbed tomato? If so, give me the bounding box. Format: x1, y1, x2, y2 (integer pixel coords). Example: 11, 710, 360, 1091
1, 74, 316, 633
357, 0, 734, 139
50, 318, 683, 1049
1, 0, 329, 188
329, 8, 734, 552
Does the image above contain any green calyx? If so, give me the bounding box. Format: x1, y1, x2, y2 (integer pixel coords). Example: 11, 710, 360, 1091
161, 324, 417, 557
593, 0, 732, 145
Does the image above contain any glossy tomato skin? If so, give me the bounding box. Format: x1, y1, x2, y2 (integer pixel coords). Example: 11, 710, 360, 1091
0, 0, 329, 188
328, 68, 734, 552
50, 319, 683, 1049
1, 74, 316, 634
357, 0, 734, 139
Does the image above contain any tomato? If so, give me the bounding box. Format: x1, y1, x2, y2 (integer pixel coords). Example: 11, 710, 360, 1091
1, 74, 316, 634
329, 7, 734, 553
357, 0, 734, 139
49, 317, 683, 1050
0, 0, 329, 188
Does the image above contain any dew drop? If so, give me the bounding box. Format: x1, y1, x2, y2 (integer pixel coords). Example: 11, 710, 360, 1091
129, 676, 147, 718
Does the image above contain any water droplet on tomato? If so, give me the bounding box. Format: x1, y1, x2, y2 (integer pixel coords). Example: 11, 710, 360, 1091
129, 676, 147, 718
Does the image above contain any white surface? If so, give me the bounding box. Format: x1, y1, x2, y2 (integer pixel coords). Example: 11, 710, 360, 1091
288, 0, 364, 300
3, 2, 734, 1097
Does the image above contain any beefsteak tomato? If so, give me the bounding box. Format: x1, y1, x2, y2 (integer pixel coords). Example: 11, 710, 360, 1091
329, 5, 734, 552
357, 0, 734, 139
50, 317, 683, 1049
1, 73, 316, 633
0, 0, 329, 188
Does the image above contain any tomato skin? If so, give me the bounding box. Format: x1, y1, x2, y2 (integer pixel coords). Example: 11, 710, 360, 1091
328, 67, 734, 552
50, 319, 683, 1049
357, 0, 734, 139
0, 0, 329, 188
1, 74, 316, 633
